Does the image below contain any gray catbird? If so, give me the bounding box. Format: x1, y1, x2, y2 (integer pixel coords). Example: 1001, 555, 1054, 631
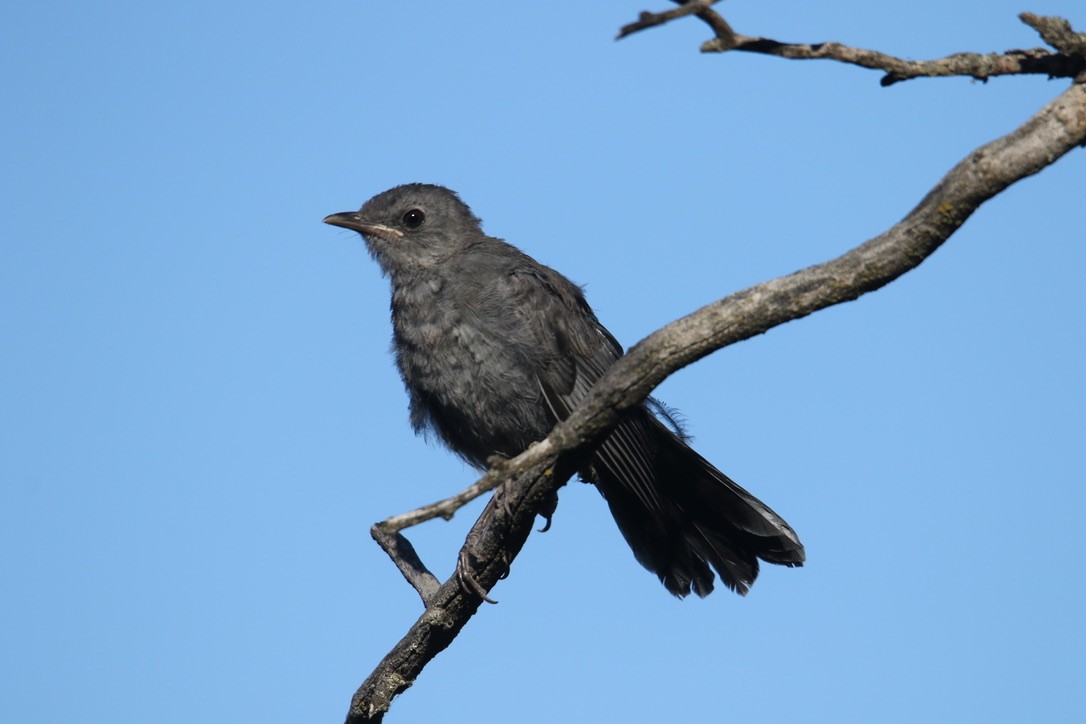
324, 184, 804, 597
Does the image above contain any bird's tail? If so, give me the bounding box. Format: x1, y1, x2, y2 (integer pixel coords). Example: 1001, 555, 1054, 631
590, 414, 804, 598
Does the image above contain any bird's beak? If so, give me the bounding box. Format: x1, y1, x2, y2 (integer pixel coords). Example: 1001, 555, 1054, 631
322, 212, 404, 238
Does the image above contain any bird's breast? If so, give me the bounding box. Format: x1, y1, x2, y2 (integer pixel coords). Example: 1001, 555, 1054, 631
389, 277, 550, 446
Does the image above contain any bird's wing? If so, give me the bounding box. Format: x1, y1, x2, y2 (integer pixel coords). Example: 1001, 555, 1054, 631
498, 256, 804, 597
499, 263, 667, 513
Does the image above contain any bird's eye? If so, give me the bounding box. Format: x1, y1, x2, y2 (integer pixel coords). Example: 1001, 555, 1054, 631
402, 208, 425, 229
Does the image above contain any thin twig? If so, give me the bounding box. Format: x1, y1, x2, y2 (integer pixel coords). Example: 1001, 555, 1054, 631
377, 471, 500, 531
369, 453, 534, 603
1021, 12, 1086, 80
616, 0, 719, 40
369, 526, 441, 606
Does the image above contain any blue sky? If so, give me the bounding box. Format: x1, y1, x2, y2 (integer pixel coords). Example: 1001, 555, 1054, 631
2, 2, 1083, 722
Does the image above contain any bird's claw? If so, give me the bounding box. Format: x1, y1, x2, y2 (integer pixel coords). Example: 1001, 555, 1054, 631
456, 548, 498, 604
537, 511, 553, 532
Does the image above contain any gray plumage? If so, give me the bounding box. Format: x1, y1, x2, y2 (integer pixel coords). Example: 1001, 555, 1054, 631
324, 183, 804, 597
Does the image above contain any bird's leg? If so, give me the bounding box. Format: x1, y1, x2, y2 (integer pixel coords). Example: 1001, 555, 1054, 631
456, 548, 498, 604
488, 448, 560, 532
454, 495, 518, 601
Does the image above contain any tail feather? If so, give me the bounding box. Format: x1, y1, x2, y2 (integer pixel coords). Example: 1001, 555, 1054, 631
590, 413, 804, 598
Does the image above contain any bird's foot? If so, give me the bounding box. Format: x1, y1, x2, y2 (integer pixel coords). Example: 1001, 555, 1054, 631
456, 548, 498, 604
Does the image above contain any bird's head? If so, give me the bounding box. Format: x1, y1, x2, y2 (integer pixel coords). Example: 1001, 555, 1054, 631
324, 183, 484, 275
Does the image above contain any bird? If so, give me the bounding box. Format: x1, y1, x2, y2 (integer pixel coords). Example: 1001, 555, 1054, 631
324, 183, 804, 597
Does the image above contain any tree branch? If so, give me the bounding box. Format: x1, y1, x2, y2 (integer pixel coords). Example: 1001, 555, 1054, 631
620, 6, 1086, 85
616, 0, 720, 39
345, 71, 1086, 723
370, 8, 1086, 616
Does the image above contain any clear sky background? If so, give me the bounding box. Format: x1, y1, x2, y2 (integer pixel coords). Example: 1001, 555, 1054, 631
3, 2, 1083, 722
